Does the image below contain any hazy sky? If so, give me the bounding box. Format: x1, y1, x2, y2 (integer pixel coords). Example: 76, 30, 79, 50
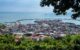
0, 0, 53, 12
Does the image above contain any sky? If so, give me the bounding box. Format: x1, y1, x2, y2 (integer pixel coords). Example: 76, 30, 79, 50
0, 0, 53, 12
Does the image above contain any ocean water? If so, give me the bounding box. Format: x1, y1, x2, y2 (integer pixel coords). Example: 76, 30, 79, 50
0, 12, 80, 25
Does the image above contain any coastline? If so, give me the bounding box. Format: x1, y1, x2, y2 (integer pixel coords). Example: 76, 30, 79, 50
3, 18, 80, 25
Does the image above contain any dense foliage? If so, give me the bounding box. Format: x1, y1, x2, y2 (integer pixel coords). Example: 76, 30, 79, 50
0, 34, 80, 50
40, 0, 80, 19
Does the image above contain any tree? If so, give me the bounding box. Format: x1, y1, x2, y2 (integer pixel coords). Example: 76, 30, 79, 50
40, 0, 80, 19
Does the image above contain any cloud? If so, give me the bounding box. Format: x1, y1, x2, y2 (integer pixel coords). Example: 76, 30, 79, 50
0, 0, 53, 12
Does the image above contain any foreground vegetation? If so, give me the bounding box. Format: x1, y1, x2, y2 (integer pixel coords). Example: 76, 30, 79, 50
0, 34, 80, 50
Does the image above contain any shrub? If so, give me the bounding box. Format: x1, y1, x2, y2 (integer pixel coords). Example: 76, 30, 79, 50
0, 34, 80, 50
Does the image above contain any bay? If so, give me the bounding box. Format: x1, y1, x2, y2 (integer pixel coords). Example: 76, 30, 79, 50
0, 12, 80, 25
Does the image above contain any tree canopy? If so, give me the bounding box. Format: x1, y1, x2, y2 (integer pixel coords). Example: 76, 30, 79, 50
40, 0, 80, 19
